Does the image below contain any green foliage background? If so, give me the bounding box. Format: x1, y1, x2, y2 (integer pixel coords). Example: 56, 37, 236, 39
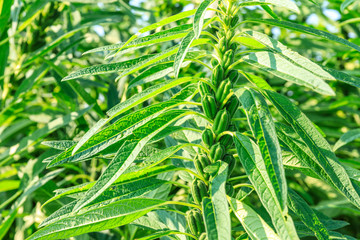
0, 0, 360, 239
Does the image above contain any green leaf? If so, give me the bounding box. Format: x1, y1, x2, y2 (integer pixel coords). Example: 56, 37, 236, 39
84, 24, 192, 55
73, 110, 194, 211
63, 46, 178, 81
42, 165, 178, 207
242, 51, 335, 96
27, 198, 167, 240
118, 9, 196, 52
236, 88, 287, 209
208, 161, 231, 240
39, 178, 167, 227
193, 0, 215, 38
288, 189, 330, 240
42, 140, 77, 150
202, 197, 219, 239
243, 19, 360, 53
263, 90, 360, 209
174, 31, 195, 78
50, 101, 186, 167
236, 0, 300, 13
136, 230, 189, 240
228, 197, 281, 240
238, 71, 274, 90
233, 133, 299, 240
244, 31, 360, 89
334, 129, 360, 151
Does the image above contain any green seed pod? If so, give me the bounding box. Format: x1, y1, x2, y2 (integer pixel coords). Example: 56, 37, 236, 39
199, 233, 207, 240
222, 49, 234, 70
219, 134, 232, 147
228, 69, 239, 83
225, 95, 240, 117
212, 109, 230, 135
194, 155, 205, 177
211, 64, 224, 87
199, 81, 211, 97
199, 154, 211, 167
224, 16, 231, 26
225, 183, 235, 197
230, 42, 237, 51
202, 95, 217, 119
191, 179, 202, 205
231, 15, 239, 27
223, 154, 236, 175
216, 79, 232, 104
202, 128, 214, 148
193, 209, 205, 235
218, 37, 227, 54
210, 143, 225, 162
197, 179, 208, 199
186, 210, 198, 235
211, 58, 219, 68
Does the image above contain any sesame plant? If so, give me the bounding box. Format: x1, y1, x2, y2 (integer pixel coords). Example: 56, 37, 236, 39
6, 0, 360, 239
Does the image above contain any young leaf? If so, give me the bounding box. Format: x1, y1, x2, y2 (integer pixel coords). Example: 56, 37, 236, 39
228, 197, 281, 240
263, 90, 360, 209
334, 129, 360, 151
233, 133, 299, 240
236, 0, 300, 14
288, 189, 330, 240
244, 19, 360, 52
242, 51, 335, 96
236, 88, 287, 209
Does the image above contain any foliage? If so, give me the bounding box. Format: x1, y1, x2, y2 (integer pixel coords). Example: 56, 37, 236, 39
1, 0, 360, 239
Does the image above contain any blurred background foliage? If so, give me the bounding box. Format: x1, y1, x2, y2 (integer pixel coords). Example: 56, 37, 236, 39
0, 0, 359, 239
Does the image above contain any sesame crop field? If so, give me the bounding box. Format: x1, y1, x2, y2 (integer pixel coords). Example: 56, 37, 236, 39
1, 0, 360, 239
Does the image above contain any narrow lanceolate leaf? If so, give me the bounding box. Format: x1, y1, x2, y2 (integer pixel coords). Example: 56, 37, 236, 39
238, 71, 274, 91
244, 31, 360, 89
233, 133, 299, 240
63, 46, 178, 81
237, 88, 286, 209
244, 19, 360, 53
205, 162, 231, 240
42, 140, 77, 150
73, 110, 192, 211
71, 75, 201, 159
236, 0, 300, 13
193, 0, 215, 38
27, 198, 166, 240
288, 189, 330, 240
128, 62, 188, 89
83, 24, 192, 55
119, 9, 196, 51
341, 0, 356, 12
51, 100, 184, 167
334, 129, 360, 151
174, 31, 195, 78
42, 165, 178, 207
242, 51, 335, 96
40, 179, 167, 227
202, 197, 219, 239
228, 197, 281, 240
263, 90, 360, 209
